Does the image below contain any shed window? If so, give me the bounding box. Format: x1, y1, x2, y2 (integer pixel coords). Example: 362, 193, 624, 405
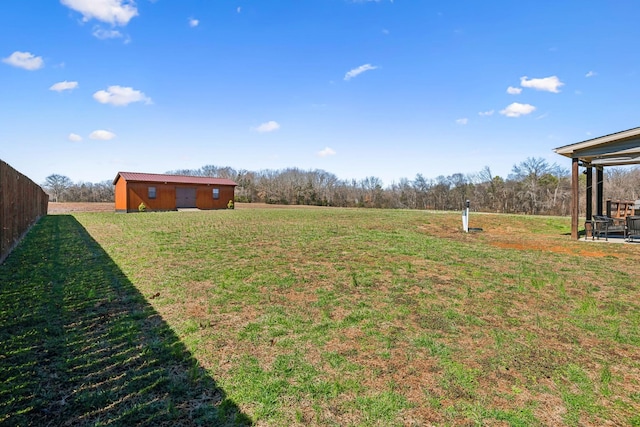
148, 186, 156, 199
213, 188, 220, 199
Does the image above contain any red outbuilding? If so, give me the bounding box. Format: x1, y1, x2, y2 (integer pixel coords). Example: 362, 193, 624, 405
113, 172, 237, 212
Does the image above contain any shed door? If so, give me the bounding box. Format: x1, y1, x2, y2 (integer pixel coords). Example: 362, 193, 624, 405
176, 187, 197, 208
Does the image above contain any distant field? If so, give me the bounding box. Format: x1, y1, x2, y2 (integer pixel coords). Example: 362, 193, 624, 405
2, 207, 640, 426
48, 201, 115, 213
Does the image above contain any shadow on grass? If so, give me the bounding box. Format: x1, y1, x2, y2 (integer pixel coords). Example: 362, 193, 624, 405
0, 215, 251, 426
562, 229, 586, 237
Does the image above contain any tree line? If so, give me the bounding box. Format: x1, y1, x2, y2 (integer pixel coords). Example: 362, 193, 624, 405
43, 175, 114, 203
43, 158, 640, 216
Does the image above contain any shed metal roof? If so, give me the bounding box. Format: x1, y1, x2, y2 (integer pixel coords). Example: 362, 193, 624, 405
113, 171, 238, 186
554, 127, 640, 167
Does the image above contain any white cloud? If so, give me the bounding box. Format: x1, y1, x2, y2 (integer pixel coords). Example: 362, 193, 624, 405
2, 51, 44, 70
68, 133, 83, 142
317, 147, 336, 157
500, 102, 536, 118
255, 121, 280, 133
50, 80, 79, 92
520, 75, 564, 93
92, 27, 124, 40
585, 71, 597, 78
188, 18, 199, 27
456, 118, 468, 125
506, 86, 522, 95
89, 130, 116, 140
61, 0, 138, 26
478, 110, 494, 116
93, 85, 152, 106
344, 64, 378, 81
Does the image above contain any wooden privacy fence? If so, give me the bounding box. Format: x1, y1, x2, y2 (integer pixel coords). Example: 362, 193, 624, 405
0, 160, 49, 264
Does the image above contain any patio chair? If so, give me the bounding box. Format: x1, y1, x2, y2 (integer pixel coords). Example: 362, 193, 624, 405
592, 215, 625, 241
625, 216, 640, 242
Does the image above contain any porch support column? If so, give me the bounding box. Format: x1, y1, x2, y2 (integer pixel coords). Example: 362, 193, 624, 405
596, 166, 604, 216
571, 157, 579, 240
585, 165, 593, 221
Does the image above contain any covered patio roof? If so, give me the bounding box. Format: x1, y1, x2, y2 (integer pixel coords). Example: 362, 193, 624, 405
554, 127, 640, 239
555, 127, 640, 167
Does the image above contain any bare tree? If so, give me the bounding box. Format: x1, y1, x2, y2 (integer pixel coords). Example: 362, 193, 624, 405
43, 174, 72, 202
509, 157, 562, 214
606, 167, 640, 201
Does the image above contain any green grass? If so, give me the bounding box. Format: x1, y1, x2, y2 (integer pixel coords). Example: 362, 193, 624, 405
2, 206, 640, 426
0, 215, 249, 426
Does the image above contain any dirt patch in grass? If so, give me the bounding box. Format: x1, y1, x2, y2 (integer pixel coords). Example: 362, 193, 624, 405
419, 211, 637, 261
489, 241, 612, 258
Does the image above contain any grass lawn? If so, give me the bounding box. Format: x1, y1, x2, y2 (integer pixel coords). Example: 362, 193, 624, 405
1, 206, 639, 426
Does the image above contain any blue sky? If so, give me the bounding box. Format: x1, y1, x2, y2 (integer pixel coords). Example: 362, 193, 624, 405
1, 1, 639, 186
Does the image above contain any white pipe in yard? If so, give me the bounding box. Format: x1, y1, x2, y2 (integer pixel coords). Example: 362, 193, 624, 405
462, 208, 469, 232
462, 200, 470, 233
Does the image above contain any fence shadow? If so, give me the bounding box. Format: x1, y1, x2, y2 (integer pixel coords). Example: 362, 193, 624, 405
0, 215, 251, 426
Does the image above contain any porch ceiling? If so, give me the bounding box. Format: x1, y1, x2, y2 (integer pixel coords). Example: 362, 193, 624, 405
554, 127, 640, 167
